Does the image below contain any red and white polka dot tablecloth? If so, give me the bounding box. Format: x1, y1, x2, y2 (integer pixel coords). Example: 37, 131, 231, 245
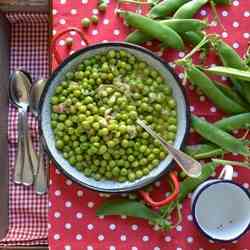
49, 1, 250, 249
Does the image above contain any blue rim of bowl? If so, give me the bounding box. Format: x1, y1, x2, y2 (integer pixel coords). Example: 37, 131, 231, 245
39, 42, 191, 192
192, 180, 250, 242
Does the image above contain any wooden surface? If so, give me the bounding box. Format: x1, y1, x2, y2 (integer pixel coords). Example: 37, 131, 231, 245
0, 12, 10, 241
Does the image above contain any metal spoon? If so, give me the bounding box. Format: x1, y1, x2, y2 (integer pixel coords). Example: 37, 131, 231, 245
9, 71, 37, 185
136, 119, 202, 178
29, 79, 47, 194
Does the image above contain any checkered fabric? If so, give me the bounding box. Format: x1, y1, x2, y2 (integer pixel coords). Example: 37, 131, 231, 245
0, 13, 49, 246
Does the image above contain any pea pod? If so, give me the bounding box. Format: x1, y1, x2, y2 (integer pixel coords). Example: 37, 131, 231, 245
183, 31, 205, 46
191, 115, 250, 156
161, 162, 216, 214
212, 39, 250, 103
213, 0, 231, 4
185, 144, 224, 159
148, 0, 189, 19
173, 0, 208, 19
215, 81, 249, 109
205, 66, 250, 82
119, 11, 184, 50
180, 62, 247, 114
125, 19, 208, 45
96, 199, 171, 229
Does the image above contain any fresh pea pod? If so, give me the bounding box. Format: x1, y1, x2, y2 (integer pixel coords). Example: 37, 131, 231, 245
181, 62, 247, 114
96, 199, 171, 229
205, 66, 250, 82
148, 0, 189, 19
212, 39, 250, 103
125, 19, 207, 45
185, 144, 224, 159
215, 81, 249, 109
161, 162, 216, 214
215, 113, 250, 131
119, 11, 184, 50
191, 115, 250, 156
213, 0, 232, 4
182, 31, 205, 46
173, 0, 208, 19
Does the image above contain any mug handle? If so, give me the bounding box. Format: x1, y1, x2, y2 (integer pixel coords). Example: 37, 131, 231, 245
51, 27, 89, 65
138, 171, 180, 208
218, 165, 234, 181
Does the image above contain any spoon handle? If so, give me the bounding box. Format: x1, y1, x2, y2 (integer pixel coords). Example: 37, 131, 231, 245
34, 140, 48, 195
14, 110, 24, 184
136, 119, 202, 178
21, 109, 34, 186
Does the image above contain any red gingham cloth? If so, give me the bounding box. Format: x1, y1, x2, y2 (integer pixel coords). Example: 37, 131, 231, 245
49, 1, 250, 250
0, 13, 49, 246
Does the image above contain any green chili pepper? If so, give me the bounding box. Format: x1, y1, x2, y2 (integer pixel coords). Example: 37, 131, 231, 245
96, 199, 171, 230
215, 81, 249, 109
205, 66, 250, 82
173, 0, 208, 19
119, 11, 184, 50
125, 19, 208, 45
212, 39, 250, 104
148, 0, 189, 19
191, 115, 250, 156
185, 144, 224, 159
161, 162, 216, 214
179, 61, 247, 114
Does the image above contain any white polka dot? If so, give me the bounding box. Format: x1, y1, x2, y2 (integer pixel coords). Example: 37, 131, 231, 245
110, 246, 116, 250
76, 212, 83, 219
60, 0, 66, 3
92, 8, 99, 14
233, 42, 239, 49
103, 19, 110, 25
233, 21, 239, 28
65, 201, 72, 208
154, 247, 160, 250
131, 247, 138, 250
232, 240, 238, 244
211, 20, 218, 27
48, 201, 52, 208
187, 236, 193, 243
221, 11, 228, 17
55, 169, 61, 174
243, 33, 250, 39
87, 246, 93, 250
76, 234, 83, 240
199, 248, 204, 250
200, 10, 207, 16
120, 235, 127, 241
243, 183, 249, 189
64, 245, 71, 250
48, 223, 51, 230
153, 225, 160, 231
222, 32, 228, 38
178, 52, 185, 58
54, 234, 60, 240
131, 224, 138, 231
52, 9, 58, 15
169, 62, 175, 68
52, 29, 56, 36
109, 224, 116, 230
87, 224, 94, 230
87, 201, 95, 208
187, 214, 193, 221
81, 0, 88, 3
98, 234, 105, 241
55, 190, 61, 196
176, 225, 182, 231
176, 248, 182, 250
121, 215, 127, 219
233, 0, 239, 6
92, 29, 98, 36
142, 235, 149, 242
98, 215, 104, 219
77, 190, 84, 197
178, 73, 184, 79
54, 212, 61, 218
66, 179, 72, 185
70, 9, 77, 15
244, 11, 250, 17
113, 29, 120, 36
233, 171, 238, 177
65, 223, 71, 229
59, 19, 66, 25
155, 181, 161, 187
59, 40, 65, 46
164, 236, 171, 242
210, 107, 217, 113
190, 106, 195, 112
221, 76, 227, 81
209, 239, 215, 243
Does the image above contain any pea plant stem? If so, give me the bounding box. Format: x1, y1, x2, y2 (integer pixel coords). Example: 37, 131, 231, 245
212, 158, 250, 168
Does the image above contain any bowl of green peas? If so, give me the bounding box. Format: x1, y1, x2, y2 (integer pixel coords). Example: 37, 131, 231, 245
40, 42, 190, 193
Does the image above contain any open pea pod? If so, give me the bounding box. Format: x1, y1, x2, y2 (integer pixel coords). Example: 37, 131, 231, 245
205, 66, 250, 82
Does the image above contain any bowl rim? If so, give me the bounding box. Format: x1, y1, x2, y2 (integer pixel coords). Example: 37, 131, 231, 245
39, 41, 191, 193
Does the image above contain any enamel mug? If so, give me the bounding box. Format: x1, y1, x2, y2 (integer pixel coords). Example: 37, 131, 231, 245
191, 165, 250, 242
